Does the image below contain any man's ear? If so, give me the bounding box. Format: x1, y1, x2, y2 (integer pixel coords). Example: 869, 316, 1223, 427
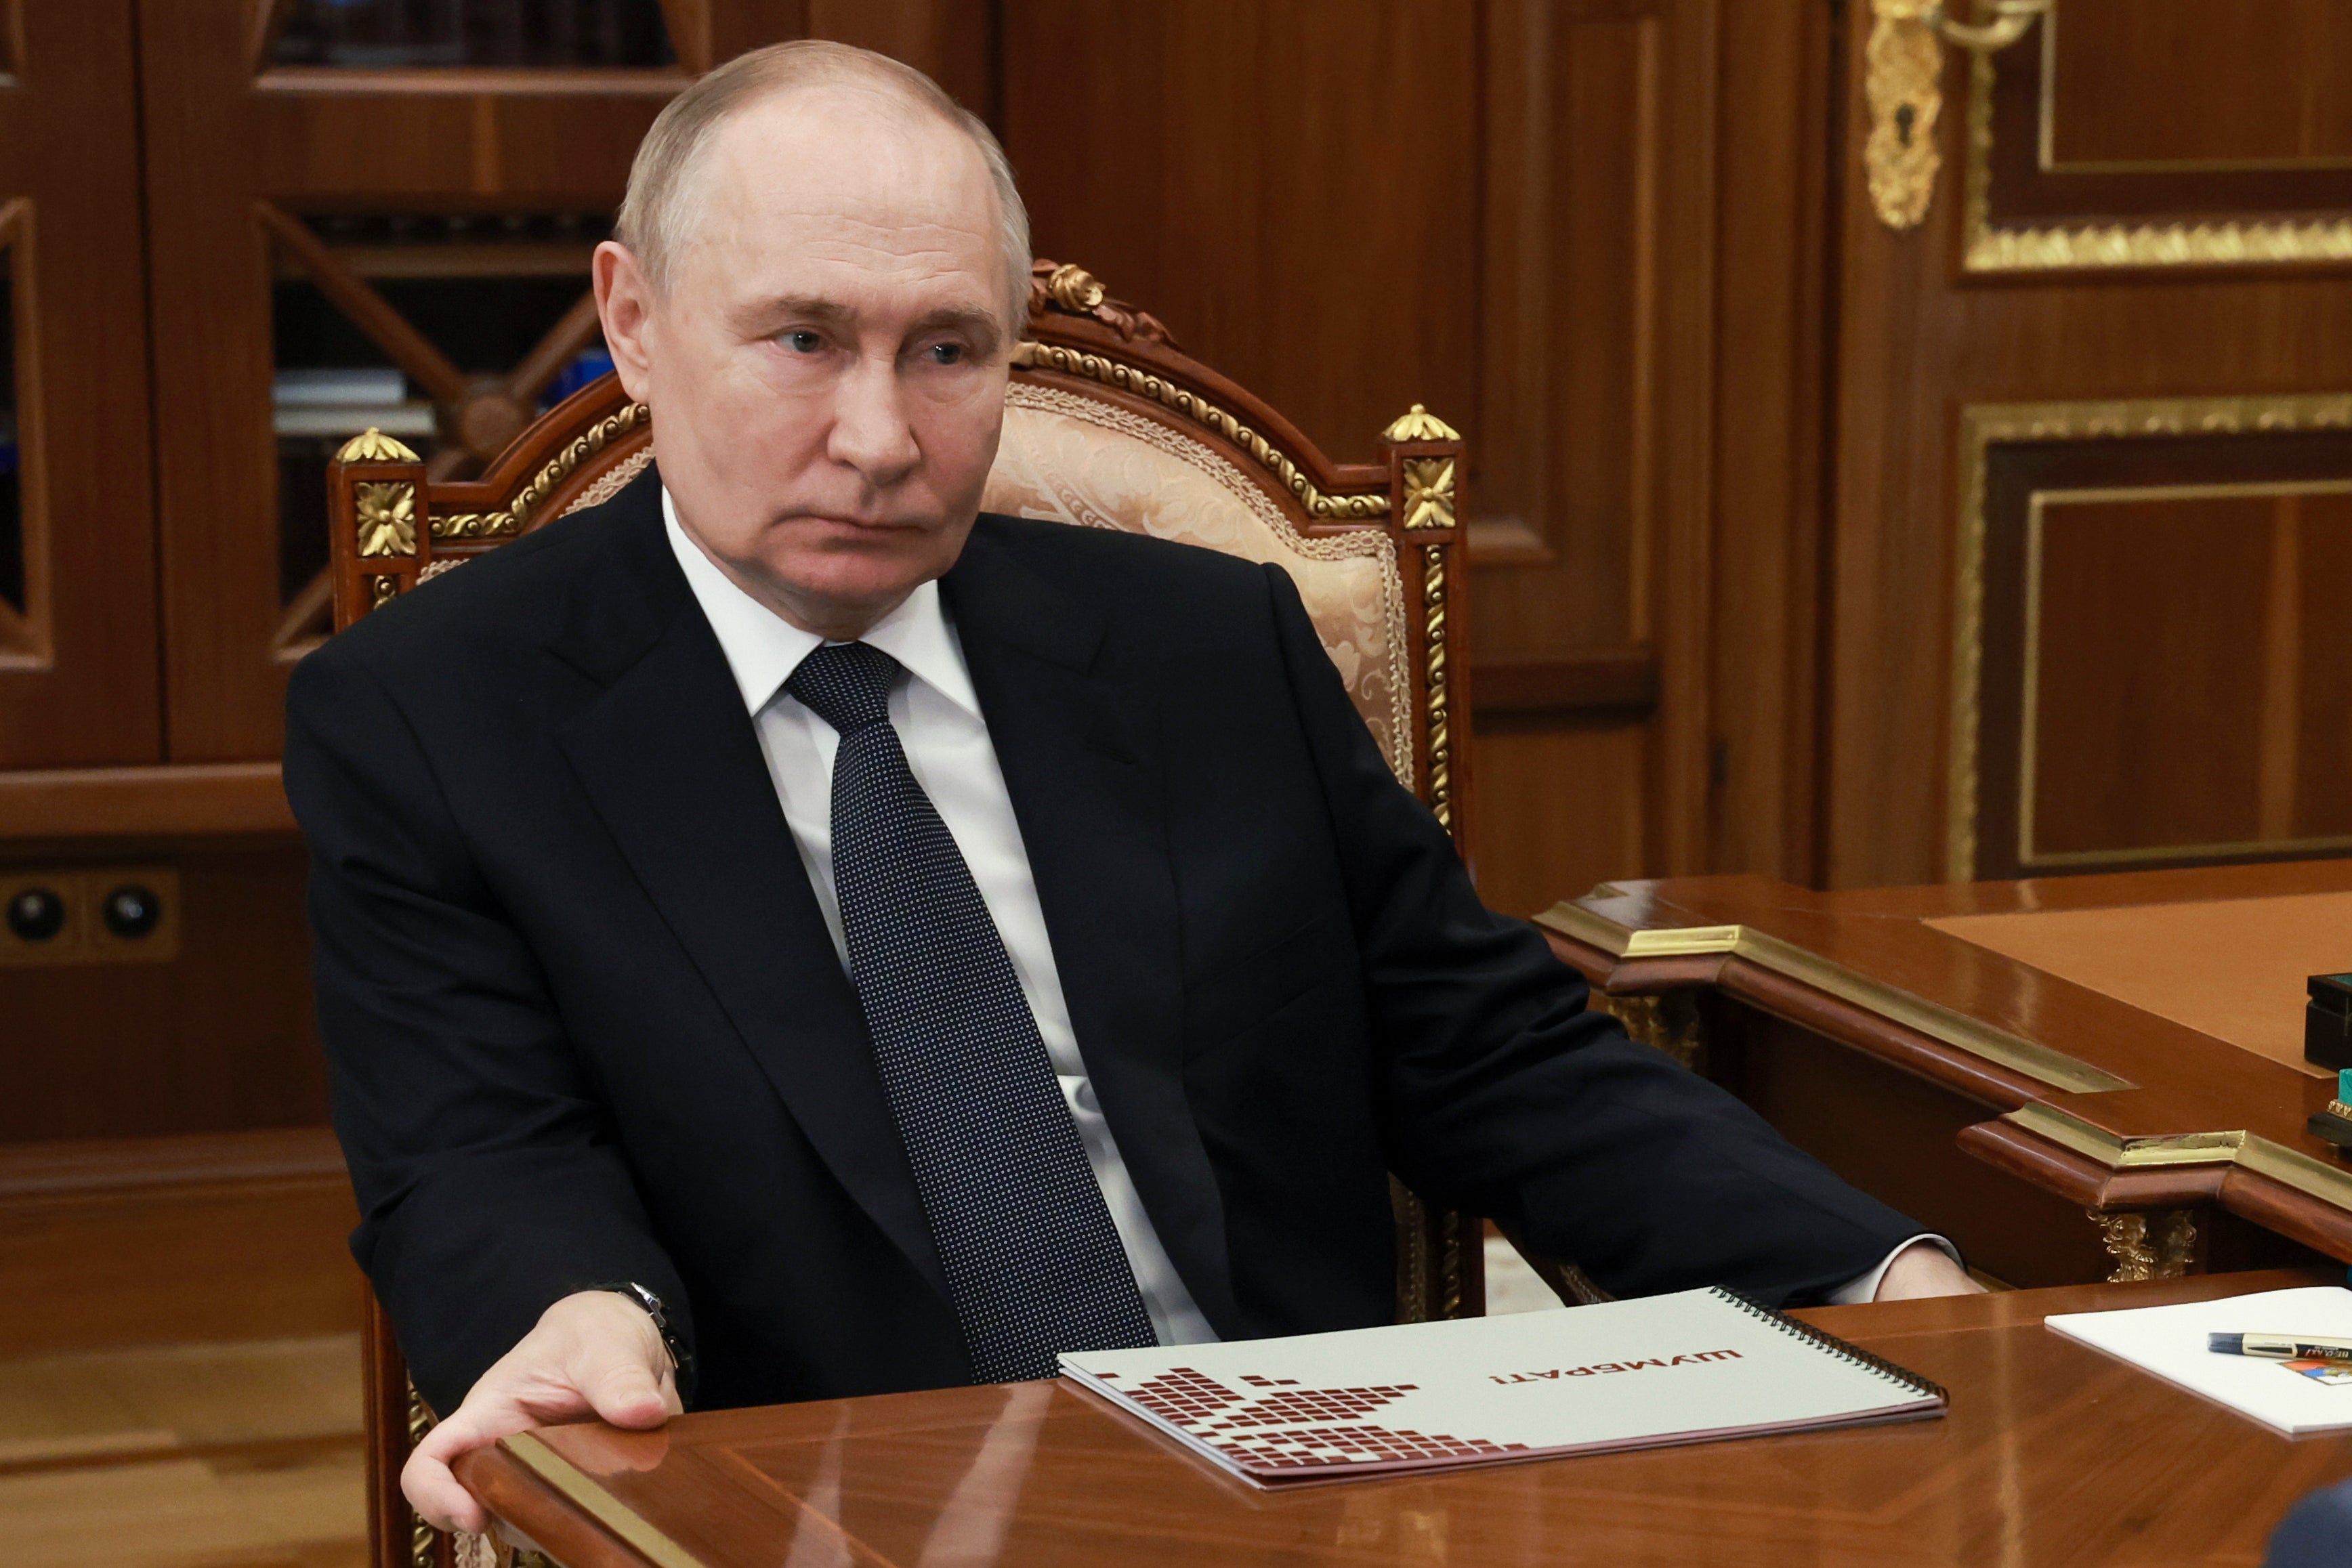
594, 240, 658, 404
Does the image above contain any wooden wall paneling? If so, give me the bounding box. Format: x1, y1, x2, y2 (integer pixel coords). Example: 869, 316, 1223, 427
1823, 3, 2352, 889
0, 0, 162, 769
1703, 0, 1835, 886
1475, 0, 1658, 663
1958, 423, 2352, 880
0, 838, 321, 1143
803, 0, 994, 120
1001, 1, 1479, 488
0, 1128, 360, 1355
2043, 0, 2352, 171
1641, 0, 1717, 878
1471, 0, 1707, 904
1972, 0, 2352, 267
1467, 721, 1647, 918
1472, 0, 1722, 886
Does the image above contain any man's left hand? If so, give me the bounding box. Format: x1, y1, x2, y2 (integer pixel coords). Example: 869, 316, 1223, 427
1872, 1242, 1988, 1300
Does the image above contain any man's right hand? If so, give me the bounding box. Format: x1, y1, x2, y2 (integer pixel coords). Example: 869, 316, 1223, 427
402, 1288, 684, 1533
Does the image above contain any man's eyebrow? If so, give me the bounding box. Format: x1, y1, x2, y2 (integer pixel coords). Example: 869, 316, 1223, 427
908, 306, 1003, 347
747, 295, 858, 331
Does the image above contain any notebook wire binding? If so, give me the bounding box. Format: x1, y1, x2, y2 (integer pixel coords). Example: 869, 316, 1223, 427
1708, 1286, 1950, 1403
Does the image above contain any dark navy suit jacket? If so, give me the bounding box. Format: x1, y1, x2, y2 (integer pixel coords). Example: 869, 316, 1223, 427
283, 466, 1923, 1415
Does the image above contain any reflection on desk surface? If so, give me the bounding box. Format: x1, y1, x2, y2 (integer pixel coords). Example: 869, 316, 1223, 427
1929, 889, 2352, 1078
465, 1271, 2352, 1568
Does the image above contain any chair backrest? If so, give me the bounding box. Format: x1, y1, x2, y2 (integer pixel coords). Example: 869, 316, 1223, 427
327, 262, 1482, 1568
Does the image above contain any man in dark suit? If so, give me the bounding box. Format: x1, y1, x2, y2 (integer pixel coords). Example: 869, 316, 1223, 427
285, 41, 1978, 1534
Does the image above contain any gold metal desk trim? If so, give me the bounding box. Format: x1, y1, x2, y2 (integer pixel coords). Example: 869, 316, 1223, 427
502, 1431, 707, 1568
1534, 903, 2130, 1096
2005, 1103, 2352, 1210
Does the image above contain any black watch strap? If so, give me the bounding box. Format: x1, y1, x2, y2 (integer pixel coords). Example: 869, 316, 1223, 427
586, 1279, 692, 1380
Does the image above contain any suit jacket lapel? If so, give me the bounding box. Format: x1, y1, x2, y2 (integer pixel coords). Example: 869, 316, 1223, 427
550, 473, 950, 1302
944, 521, 1243, 1334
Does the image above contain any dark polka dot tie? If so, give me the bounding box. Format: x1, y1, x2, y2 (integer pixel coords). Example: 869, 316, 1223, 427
786, 640, 1158, 1382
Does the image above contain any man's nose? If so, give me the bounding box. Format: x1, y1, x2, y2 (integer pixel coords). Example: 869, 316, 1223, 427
826, 352, 921, 488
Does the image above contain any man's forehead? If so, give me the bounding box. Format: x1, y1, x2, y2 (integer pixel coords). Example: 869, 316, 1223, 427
684, 88, 1002, 308
705, 87, 989, 226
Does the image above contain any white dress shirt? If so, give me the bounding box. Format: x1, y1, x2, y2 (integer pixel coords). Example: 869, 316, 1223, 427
663, 491, 1949, 1326
664, 492, 1218, 1347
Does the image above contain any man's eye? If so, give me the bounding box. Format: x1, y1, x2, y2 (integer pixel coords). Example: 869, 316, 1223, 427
925, 342, 965, 366
783, 330, 824, 354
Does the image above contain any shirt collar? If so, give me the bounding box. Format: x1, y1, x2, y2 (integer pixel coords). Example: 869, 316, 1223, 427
661, 486, 980, 721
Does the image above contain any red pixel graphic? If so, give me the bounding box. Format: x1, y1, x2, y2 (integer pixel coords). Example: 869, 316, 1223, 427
1114, 1368, 1528, 1472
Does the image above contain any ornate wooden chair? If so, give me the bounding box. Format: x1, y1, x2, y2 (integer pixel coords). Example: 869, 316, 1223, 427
327, 261, 1486, 1568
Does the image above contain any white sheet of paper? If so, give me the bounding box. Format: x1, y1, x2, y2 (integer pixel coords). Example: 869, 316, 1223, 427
2044, 1285, 2352, 1435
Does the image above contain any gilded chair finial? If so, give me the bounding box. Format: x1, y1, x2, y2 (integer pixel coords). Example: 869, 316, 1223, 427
1383, 404, 1461, 442
336, 427, 422, 463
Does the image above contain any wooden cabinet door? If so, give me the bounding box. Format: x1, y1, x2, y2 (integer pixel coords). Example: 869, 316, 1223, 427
0, 0, 161, 768
1820, 0, 2352, 887
134, 1, 807, 763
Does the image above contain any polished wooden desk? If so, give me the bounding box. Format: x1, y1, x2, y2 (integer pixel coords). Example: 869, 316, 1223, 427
459, 1271, 2349, 1567
1536, 861, 2352, 1288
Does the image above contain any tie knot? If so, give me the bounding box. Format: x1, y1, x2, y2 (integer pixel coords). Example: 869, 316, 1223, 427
786, 641, 902, 735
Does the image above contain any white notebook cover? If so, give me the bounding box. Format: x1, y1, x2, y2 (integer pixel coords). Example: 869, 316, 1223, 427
1059, 1286, 1945, 1486
2044, 1285, 2352, 1435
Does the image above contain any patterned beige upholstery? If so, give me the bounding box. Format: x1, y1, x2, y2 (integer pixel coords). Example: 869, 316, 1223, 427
983, 384, 1414, 786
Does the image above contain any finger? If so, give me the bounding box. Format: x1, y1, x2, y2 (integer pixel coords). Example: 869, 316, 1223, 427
403, 1443, 489, 1535
585, 1357, 674, 1429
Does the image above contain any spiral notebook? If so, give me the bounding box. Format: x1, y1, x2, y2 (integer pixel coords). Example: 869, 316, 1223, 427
1059, 1286, 1946, 1487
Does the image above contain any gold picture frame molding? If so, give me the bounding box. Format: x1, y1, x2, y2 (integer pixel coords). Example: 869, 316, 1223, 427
1964, 28, 2352, 274
1946, 393, 2352, 883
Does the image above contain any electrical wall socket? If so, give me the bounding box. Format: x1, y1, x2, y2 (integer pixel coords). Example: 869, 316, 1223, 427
0, 866, 182, 967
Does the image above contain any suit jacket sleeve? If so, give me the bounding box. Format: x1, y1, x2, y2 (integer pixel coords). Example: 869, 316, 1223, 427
1259, 564, 1925, 1307
285, 644, 695, 1412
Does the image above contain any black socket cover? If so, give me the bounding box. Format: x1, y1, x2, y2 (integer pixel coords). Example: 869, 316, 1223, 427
102, 884, 163, 939
7, 887, 67, 942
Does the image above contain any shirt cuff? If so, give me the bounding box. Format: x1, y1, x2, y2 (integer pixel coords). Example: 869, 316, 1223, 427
1825, 1235, 1961, 1305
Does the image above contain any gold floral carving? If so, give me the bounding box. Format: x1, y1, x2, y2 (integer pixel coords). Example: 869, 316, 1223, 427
1864, 0, 1945, 229
1013, 341, 1387, 520
1383, 404, 1462, 444
336, 427, 421, 464
1593, 990, 1705, 1074
1045, 263, 1105, 314
369, 575, 398, 609
2093, 1208, 2196, 1284
1421, 544, 1452, 832
432, 402, 649, 542
1026, 259, 1174, 344
1400, 458, 1456, 531
355, 483, 417, 557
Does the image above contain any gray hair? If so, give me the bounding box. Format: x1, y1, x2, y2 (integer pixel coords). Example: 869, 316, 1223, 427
615, 40, 1032, 334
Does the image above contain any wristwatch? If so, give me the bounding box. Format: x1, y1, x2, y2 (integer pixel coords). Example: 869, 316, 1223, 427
587, 1279, 692, 1380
